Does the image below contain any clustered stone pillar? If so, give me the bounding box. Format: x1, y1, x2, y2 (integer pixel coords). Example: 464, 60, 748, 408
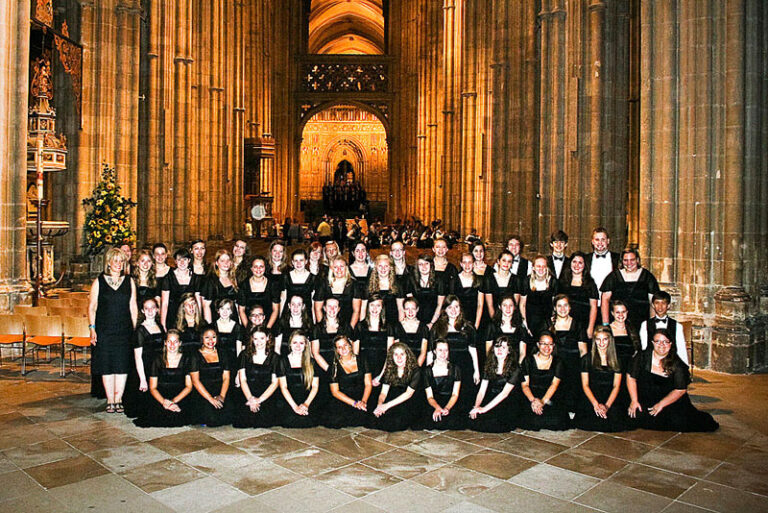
0, 0, 31, 311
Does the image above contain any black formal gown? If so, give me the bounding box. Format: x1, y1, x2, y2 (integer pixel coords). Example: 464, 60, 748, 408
215, 320, 243, 365
628, 350, 718, 432
434, 264, 459, 296
161, 270, 198, 330
275, 356, 320, 428
273, 319, 313, 355
612, 331, 639, 373
518, 355, 569, 431
451, 273, 484, 327
469, 367, 522, 433
92, 274, 133, 376
553, 319, 588, 413
350, 266, 372, 302
123, 325, 165, 418
233, 351, 279, 428
432, 324, 479, 400
354, 321, 392, 380
178, 325, 201, 354
558, 277, 599, 335
482, 323, 530, 360
482, 271, 519, 314
322, 354, 372, 429
408, 275, 446, 324
364, 286, 404, 326
418, 363, 467, 430
136, 283, 160, 311
573, 355, 630, 432
134, 355, 192, 427
521, 277, 559, 339
280, 272, 316, 315
200, 276, 238, 323
314, 279, 360, 326
393, 321, 430, 364
370, 368, 423, 432
600, 269, 660, 330
237, 276, 280, 320
188, 349, 234, 426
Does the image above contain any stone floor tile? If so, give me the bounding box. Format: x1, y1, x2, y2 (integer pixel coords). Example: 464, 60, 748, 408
491, 433, 569, 461
24, 454, 109, 489
442, 502, 498, 513
546, 447, 628, 479
258, 479, 354, 513
272, 447, 351, 477
677, 481, 768, 513
118, 458, 204, 493
361, 481, 461, 513
454, 449, 536, 480
201, 425, 264, 444
42, 415, 110, 438
518, 428, 596, 447
274, 426, 351, 445
0, 488, 67, 513
209, 496, 283, 513
0, 453, 16, 474
318, 433, 393, 461
148, 430, 225, 456
358, 429, 434, 446
326, 500, 388, 513
150, 476, 248, 513
609, 463, 698, 499
48, 473, 175, 513
703, 462, 768, 497
0, 470, 44, 502
468, 482, 576, 513
441, 430, 507, 447
2, 439, 79, 469
316, 462, 401, 498
64, 425, 140, 453
362, 448, 445, 479
405, 433, 484, 462
0, 423, 58, 450
574, 481, 672, 513
89, 441, 170, 472
579, 433, 655, 460
508, 462, 600, 500
660, 502, 718, 513
217, 458, 302, 496
233, 431, 311, 458
637, 447, 722, 478
177, 444, 256, 476
113, 422, 190, 442
613, 429, 679, 446
413, 464, 502, 498
661, 432, 744, 461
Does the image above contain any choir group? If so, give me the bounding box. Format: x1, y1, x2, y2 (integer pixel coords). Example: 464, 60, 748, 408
87, 228, 718, 433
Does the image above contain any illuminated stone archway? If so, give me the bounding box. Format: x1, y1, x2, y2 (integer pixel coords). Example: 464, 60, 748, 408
308, 0, 385, 55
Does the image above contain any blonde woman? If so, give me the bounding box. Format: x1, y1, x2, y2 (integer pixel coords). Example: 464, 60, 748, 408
519, 255, 558, 338
367, 253, 405, 323
276, 330, 320, 428
313, 256, 361, 327
200, 249, 239, 324
88, 246, 139, 413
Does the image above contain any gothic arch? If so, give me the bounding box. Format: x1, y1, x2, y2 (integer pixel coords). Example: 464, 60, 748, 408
299, 100, 390, 137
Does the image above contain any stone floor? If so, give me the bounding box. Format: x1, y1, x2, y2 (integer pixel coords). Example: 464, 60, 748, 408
1, 365, 767, 513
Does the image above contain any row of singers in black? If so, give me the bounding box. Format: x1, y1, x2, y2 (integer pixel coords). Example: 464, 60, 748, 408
128, 314, 717, 433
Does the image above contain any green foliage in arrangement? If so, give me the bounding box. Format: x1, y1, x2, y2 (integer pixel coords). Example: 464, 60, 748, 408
81, 163, 137, 256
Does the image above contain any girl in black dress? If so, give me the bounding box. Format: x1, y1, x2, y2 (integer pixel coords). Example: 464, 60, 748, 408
470, 242, 489, 277
237, 255, 280, 329
420, 339, 466, 430
409, 254, 446, 327
372, 343, 422, 431
161, 248, 197, 330
519, 331, 569, 431
274, 294, 313, 355
432, 238, 458, 292
242, 305, 267, 337
430, 296, 481, 400
308, 241, 326, 277
134, 329, 193, 427
189, 327, 233, 426
201, 250, 239, 324
393, 298, 429, 366
324, 335, 373, 428
175, 292, 203, 354
389, 241, 412, 300
628, 329, 718, 432
519, 255, 559, 339
133, 249, 160, 311
600, 248, 660, 330
124, 298, 165, 418
88, 247, 138, 413
234, 327, 279, 428
313, 256, 361, 327
609, 300, 641, 371
276, 330, 320, 428
558, 252, 599, 339
483, 295, 529, 363
190, 239, 208, 277
453, 253, 485, 331
469, 336, 522, 432
268, 239, 288, 278
231, 239, 250, 284
574, 327, 629, 432
355, 294, 394, 385
550, 294, 589, 414
349, 242, 372, 318
214, 298, 243, 363
280, 249, 316, 318
152, 243, 171, 281
367, 254, 405, 324
311, 298, 353, 373
483, 250, 519, 319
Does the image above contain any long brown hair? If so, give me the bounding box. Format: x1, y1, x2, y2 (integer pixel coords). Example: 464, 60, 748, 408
175, 292, 202, 330
432, 295, 468, 339
330, 335, 357, 382
132, 249, 157, 288
483, 336, 519, 379
590, 326, 620, 371
651, 328, 681, 376
381, 342, 418, 386
245, 326, 274, 360
213, 249, 238, 291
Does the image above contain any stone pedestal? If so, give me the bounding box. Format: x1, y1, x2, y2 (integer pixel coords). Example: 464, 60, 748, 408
711, 287, 755, 373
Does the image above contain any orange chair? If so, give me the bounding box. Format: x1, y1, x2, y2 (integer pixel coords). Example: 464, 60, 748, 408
47, 306, 71, 317
14, 305, 48, 316
22, 315, 64, 376
0, 314, 24, 367
63, 316, 92, 374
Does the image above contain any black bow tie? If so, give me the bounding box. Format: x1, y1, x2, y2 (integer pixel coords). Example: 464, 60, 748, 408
512, 257, 520, 262
553, 256, 564, 262
595, 253, 608, 259
655, 317, 668, 323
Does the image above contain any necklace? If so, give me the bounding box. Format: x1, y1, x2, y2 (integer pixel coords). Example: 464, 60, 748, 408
105, 274, 121, 287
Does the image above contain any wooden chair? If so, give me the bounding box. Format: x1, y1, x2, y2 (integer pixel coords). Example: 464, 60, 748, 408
48, 306, 72, 317
0, 314, 24, 367
22, 315, 64, 376
70, 298, 91, 314
63, 316, 92, 374
14, 305, 48, 316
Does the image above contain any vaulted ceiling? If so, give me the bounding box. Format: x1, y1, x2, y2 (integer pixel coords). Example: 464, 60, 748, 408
309, 0, 385, 54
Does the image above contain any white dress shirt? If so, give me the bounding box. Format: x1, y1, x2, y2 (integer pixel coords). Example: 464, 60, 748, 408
639, 316, 689, 365
590, 252, 614, 290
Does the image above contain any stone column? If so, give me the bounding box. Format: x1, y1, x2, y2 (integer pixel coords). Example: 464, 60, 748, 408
0, 0, 32, 310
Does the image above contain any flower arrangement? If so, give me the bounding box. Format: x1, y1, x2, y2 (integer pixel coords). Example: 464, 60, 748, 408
81, 163, 137, 256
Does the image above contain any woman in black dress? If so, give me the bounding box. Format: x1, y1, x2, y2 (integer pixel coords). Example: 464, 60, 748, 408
311, 297, 353, 373
88, 247, 138, 413
152, 243, 171, 281
175, 292, 203, 354
190, 239, 208, 277
628, 329, 718, 432
276, 330, 321, 428
134, 329, 193, 427
550, 294, 589, 414
313, 256, 361, 327
393, 297, 429, 366
609, 300, 641, 371
470, 242, 489, 277
469, 336, 522, 432
161, 248, 198, 330
452, 253, 485, 331
238, 255, 280, 329
430, 296, 481, 400
201, 250, 239, 324
519, 331, 569, 431
268, 239, 288, 278
483, 250, 519, 319
214, 298, 243, 363
274, 294, 313, 355
420, 339, 466, 430
558, 252, 599, 339
389, 241, 412, 299
372, 343, 422, 431
349, 242, 372, 318
600, 248, 660, 330
483, 295, 529, 363
574, 327, 628, 432
408, 254, 446, 327
124, 297, 165, 418
323, 335, 373, 428
367, 254, 405, 324
189, 327, 233, 426
519, 256, 559, 339
307, 241, 326, 277
242, 305, 267, 336
280, 249, 316, 318
133, 249, 160, 311
354, 294, 394, 385
233, 327, 279, 428
432, 238, 458, 291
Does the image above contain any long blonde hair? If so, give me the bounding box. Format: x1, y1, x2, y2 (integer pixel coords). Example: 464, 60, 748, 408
213, 249, 238, 291
287, 330, 314, 390
369, 254, 399, 296
176, 292, 202, 330
591, 326, 620, 371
